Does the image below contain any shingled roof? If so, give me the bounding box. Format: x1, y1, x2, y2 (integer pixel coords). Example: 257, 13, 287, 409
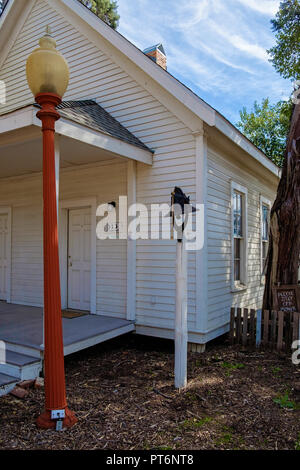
35, 100, 153, 153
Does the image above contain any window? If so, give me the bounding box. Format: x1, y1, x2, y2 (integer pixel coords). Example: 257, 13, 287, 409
231, 182, 248, 291
260, 197, 271, 279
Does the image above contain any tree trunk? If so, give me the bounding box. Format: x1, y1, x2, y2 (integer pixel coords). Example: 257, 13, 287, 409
263, 100, 300, 310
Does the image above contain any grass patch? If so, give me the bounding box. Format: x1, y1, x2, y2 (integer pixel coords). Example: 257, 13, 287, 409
271, 366, 282, 376
182, 416, 213, 429
295, 434, 300, 451
273, 391, 299, 410
215, 426, 245, 449
220, 362, 245, 376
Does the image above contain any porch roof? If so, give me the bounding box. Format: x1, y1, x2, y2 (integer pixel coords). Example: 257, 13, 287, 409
36, 100, 152, 153
0, 101, 153, 178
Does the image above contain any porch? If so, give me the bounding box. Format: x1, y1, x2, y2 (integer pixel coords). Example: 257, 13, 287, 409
0, 302, 135, 357
0, 99, 153, 324
0, 301, 135, 395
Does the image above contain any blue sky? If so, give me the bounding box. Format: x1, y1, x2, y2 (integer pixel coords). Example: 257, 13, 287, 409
117, 0, 292, 126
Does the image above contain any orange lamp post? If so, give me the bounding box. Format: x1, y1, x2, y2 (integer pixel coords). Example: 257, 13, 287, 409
26, 28, 77, 429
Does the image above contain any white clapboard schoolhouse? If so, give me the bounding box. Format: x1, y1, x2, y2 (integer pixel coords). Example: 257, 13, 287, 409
0, 0, 280, 390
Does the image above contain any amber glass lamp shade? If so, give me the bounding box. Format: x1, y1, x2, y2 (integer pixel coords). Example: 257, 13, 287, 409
26, 27, 69, 98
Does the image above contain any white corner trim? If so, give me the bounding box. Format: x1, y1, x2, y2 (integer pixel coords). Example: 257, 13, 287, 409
0, 206, 12, 303
59, 197, 97, 314
126, 160, 136, 321
195, 131, 208, 332
230, 181, 248, 293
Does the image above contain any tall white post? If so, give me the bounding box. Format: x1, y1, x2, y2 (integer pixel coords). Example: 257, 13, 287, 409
174, 237, 188, 389
127, 160, 137, 321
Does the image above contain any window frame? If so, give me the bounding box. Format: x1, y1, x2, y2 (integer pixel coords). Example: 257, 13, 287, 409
231, 182, 248, 292
260, 196, 271, 283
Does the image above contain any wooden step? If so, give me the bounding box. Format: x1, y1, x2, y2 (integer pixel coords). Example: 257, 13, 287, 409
0, 372, 18, 397
0, 350, 42, 381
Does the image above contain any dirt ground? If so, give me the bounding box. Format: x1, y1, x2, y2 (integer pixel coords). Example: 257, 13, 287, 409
0, 333, 299, 450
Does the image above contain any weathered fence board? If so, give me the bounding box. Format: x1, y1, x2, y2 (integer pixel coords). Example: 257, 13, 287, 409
230, 308, 300, 351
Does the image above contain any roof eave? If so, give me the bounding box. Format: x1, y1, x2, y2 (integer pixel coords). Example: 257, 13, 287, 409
214, 112, 280, 178
0, 105, 153, 165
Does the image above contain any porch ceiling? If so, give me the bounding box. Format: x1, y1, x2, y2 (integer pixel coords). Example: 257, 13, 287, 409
0, 104, 153, 178
0, 127, 126, 178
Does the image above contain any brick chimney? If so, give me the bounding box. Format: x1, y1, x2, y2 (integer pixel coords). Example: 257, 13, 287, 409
143, 44, 167, 70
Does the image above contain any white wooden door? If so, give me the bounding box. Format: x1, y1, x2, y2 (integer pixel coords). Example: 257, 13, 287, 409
0, 214, 8, 300
68, 208, 91, 311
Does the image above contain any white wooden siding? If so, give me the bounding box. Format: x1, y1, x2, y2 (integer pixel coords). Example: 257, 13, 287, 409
0, 0, 278, 341
0, 0, 197, 332
206, 146, 276, 335
0, 161, 128, 317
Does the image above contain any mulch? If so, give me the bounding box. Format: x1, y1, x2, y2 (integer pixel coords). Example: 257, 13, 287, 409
0, 334, 299, 450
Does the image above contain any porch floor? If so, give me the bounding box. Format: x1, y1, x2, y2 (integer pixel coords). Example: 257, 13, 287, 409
0, 302, 135, 356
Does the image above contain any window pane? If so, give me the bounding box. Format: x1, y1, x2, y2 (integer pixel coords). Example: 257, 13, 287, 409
234, 238, 241, 281
262, 205, 269, 241
234, 260, 240, 281
262, 241, 268, 273
233, 192, 243, 237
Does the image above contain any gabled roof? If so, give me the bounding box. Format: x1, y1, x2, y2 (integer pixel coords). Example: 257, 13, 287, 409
0, 0, 280, 177
34, 100, 152, 153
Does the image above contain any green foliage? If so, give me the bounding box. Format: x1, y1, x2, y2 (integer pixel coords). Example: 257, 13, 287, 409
238, 2, 298, 166
237, 98, 293, 166
215, 426, 245, 448
273, 391, 299, 409
182, 416, 213, 428
79, 0, 120, 29
220, 361, 245, 370
267, 0, 300, 81
220, 361, 245, 377
295, 433, 300, 450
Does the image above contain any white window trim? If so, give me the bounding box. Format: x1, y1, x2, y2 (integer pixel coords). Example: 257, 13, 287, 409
260, 195, 271, 285
231, 182, 248, 292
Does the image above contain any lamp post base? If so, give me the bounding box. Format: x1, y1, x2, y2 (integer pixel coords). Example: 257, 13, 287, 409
36, 408, 77, 429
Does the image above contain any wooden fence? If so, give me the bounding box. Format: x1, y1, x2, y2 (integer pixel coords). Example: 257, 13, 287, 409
230, 308, 300, 351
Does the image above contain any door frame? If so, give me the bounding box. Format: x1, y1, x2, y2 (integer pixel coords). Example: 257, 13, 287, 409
59, 198, 96, 314
0, 206, 12, 303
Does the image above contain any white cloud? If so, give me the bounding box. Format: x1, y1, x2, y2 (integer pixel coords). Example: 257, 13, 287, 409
117, 0, 291, 124
175, 0, 214, 29
197, 43, 257, 74
224, 33, 268, 62
236, 0, 280, 16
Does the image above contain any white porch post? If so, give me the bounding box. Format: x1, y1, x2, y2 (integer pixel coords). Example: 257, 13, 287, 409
174, 238, 188, 389
127, 160, 136, 321
195, 129, 208, 333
